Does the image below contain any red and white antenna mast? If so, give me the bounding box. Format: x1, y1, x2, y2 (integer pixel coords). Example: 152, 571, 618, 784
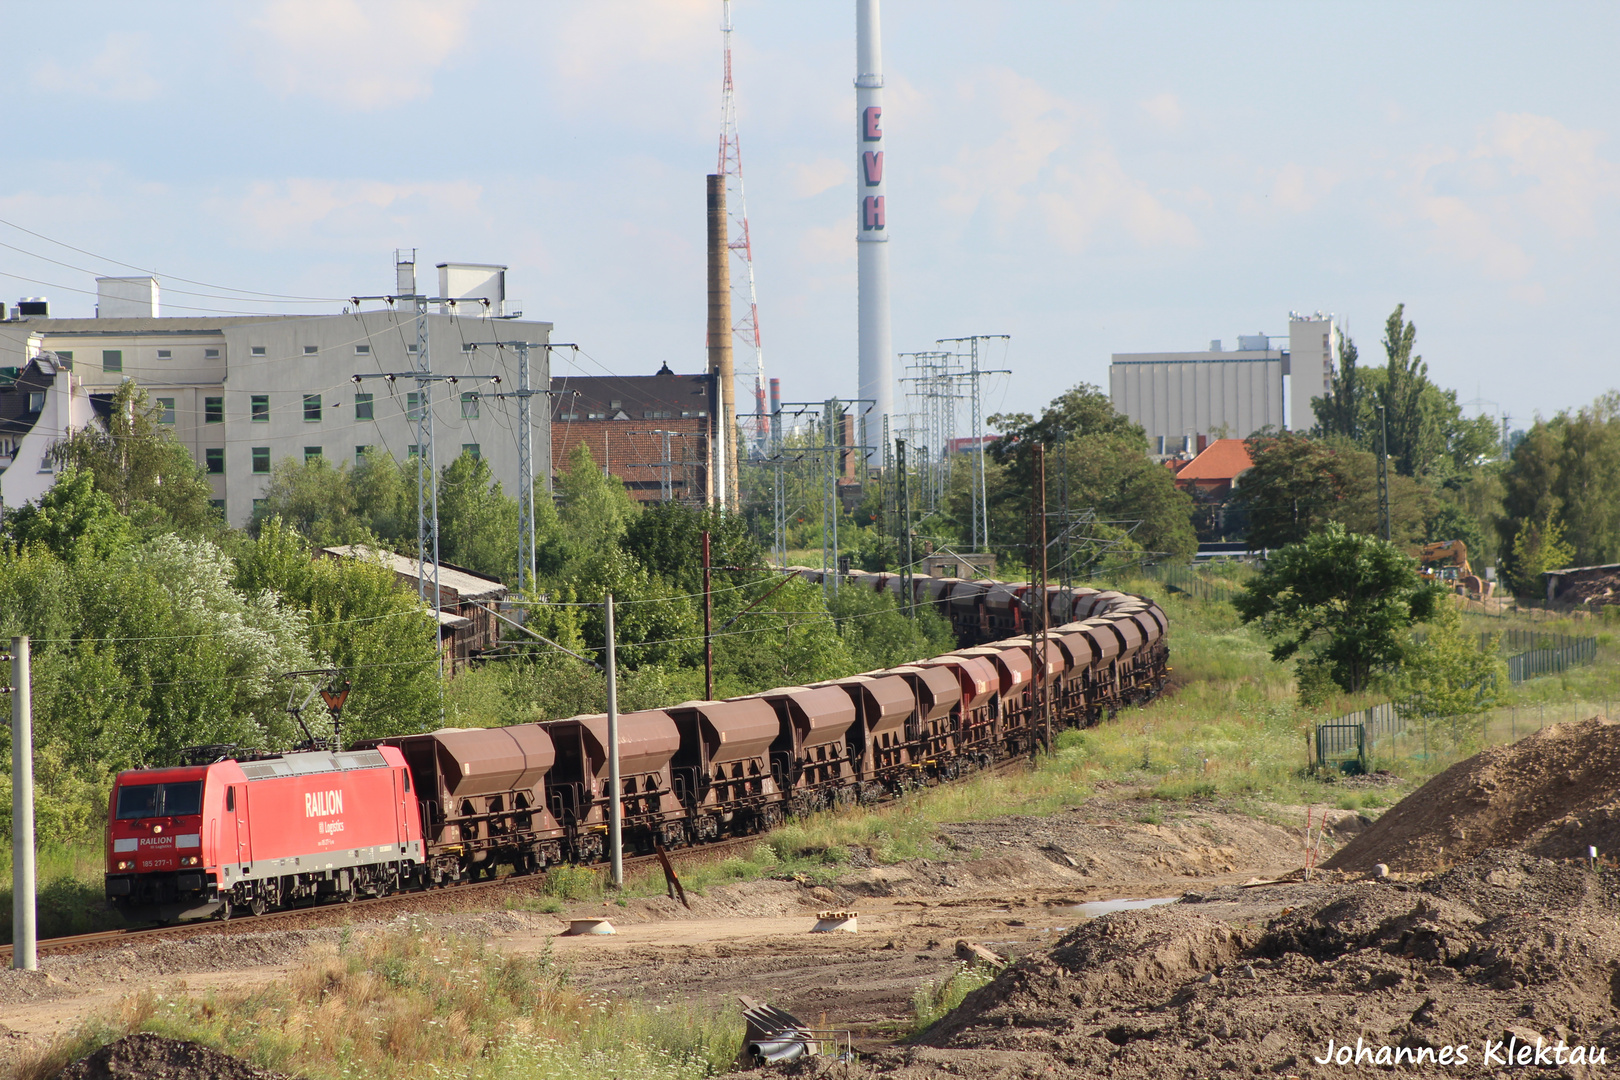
717, 0, 766, 449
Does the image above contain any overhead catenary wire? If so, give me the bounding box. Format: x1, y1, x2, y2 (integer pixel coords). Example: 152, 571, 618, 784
0, 215, 350, 303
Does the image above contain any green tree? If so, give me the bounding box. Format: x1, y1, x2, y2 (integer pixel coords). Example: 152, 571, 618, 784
1497, 392, 1620, 578
621, 501, 762, 597
1398, 605, 1507, 752
1378, 304, 1440, 478
49, 381, 219, 535
1235, 432, 1430, 548
987, 382, 1144, 468
1311, 332, 1363, 442
553, 443, 639, 569
978, 387, 1196, 567
5, 466, 133, 560
252, 456, 362, 544
233, 518, 442, 740
1234, 522, 1443, 693
438, 451, 519, 581
1503, 511, 1576, 598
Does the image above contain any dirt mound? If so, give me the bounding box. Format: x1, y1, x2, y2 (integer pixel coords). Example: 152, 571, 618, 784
54, 1034, 283, 1080
1326, 717, 1620, 874
885, 855, 1620, 1078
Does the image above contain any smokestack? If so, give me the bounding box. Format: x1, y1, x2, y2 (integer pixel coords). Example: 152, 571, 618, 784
769, 377, 781, 446
856, 0, 892, 462
707, 174, 735, 508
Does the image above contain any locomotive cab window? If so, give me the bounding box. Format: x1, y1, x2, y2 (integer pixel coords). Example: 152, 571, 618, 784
402, 770, 411, 793
226, 787, 235, 812
116, 781, 203, 819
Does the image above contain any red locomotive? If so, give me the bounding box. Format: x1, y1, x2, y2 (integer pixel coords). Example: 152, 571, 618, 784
105, 747, 422, 921
106, 575, 1169, 922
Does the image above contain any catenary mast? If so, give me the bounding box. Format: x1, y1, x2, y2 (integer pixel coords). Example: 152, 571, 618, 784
856, 0, 892, 460
717, 0, 766, 451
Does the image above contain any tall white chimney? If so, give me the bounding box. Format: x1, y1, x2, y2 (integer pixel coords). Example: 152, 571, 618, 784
856, 0, 892, 457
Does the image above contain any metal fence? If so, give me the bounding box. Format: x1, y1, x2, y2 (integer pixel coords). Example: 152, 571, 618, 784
1500, 631, 1599, 681
1313, 632, 1602, 770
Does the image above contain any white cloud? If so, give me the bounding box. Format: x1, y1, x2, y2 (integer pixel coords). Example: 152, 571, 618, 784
33, 33, 160, 101
1402, 112, 1620, 284
248, 0, 475, 111
1416, 192, 1532, 281
1139, 92, 1183, 131
1479, 112, 1620, 238
798, 223, 852, 264
221, 178, 486, 245
930, 68, 1194, 252
785, 158, 848, 199
1039, 154, 1199, 253
1271, 162, 1339, 213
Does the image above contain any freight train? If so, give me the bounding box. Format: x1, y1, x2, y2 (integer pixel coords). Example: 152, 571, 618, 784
104, 574, 1167, 922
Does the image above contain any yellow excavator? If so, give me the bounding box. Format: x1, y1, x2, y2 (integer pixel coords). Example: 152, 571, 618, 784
1417, 540, 1494, 599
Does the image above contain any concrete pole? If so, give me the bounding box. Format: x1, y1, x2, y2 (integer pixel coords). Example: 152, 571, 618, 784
856, 0, 893, 460
605, 594, 622, 888
11, 637, 34, 970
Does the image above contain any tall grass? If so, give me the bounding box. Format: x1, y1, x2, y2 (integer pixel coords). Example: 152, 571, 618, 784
912, 961, 1003, 1033
0, 842, 121, 945
18, 926, 741, 1080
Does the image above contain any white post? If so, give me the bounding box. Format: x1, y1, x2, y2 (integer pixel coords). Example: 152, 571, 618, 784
605, 593, 622, 888
11, 636, 35, 970
856, 0, 893, 459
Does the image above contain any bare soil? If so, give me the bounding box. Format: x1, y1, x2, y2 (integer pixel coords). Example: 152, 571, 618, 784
52, 1033, 285, 1080
1, 799, 1308, 1074
1328, 716, 1620, 874
811, 852, 1620, 1079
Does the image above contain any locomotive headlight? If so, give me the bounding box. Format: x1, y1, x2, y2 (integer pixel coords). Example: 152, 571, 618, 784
115, 860, 133, 870
152, 825, 163, 834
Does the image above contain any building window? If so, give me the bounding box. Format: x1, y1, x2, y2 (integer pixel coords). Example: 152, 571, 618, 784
251, 395, 269, 422
205, 348, 220, 359
407, 391, 423, 420
304, 446, 322, 463
610, 399, 622, 410
460, 392, 480, 419
303, 394, 321, 422
54, 351, 71, 362
355, 344, 371, 355
205, 397, 223, 424
103, 349, 123, 373
205, 448, 224, 474
251, 447, 270, 473
252, 498, 266, 512
251, 346, 267, 357
407, 344, 419, 355
157, 349, 172, 360
462, 443, 481, 460
355, 393, 374, 420
303, 345, 318, 355
27, 392, 44, 412
38, 454, 52, 474
588, 412, 606, 420
407, 444, 419, 460
355, 445, 371, 463
156, 397, 176, 424
209, 499, 225, 513
561, 412, 579, 421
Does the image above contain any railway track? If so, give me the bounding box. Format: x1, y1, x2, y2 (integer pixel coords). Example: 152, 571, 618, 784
0, 756, 1036, 964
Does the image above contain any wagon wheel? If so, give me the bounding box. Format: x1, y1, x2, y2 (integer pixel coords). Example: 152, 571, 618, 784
216, 901, 233, 922
249, 896, 268, 917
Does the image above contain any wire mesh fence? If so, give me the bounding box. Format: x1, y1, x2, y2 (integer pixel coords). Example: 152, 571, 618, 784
1313, 632, 1604, 771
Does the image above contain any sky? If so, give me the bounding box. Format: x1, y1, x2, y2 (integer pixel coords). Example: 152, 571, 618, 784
3, 0, 1617, 431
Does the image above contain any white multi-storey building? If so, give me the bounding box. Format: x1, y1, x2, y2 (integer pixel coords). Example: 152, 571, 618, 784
1109, 312, 1339, 454
0, 260, 551, 528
